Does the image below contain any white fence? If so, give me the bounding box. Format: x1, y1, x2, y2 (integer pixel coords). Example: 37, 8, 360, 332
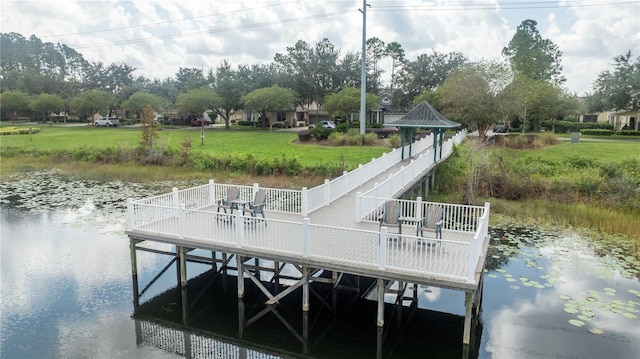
355, 130, 466, 221
130, 132, 448, 217
303, 133, 436, 215
358, 197, 487, 231
127, 207, 487, 282
125, 129, 488, 284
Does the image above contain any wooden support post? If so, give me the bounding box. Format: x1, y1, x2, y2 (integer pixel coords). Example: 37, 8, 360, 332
377, 278, 385, 327
376, 327, 384, 359
397, 281, 403, 327
463, 291, 473, 345
129, 238, 140, 312
274, 261, 280, 295
237, 256, 244, 298
178, 246, 187, 289
238, 298, 245, 339
302, 311, 309, 354
222, 252, 228, 291
302, 266, 310, 312
332, 271, 338, 309
181, 285, 189, 325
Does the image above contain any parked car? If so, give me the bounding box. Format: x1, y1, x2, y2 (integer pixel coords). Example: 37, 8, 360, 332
191, 118, 211, 126
94, 117, 119, 127
493, 124, 508, 133
320, 120, 336, 129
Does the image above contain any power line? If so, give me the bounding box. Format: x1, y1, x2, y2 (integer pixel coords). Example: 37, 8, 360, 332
3, 0, 637, 54
66, 9, 355, 50
38, 0, 303, 39
370, 0, 639, 12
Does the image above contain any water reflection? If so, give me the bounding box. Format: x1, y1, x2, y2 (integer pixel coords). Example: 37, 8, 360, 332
0, 205, 179, 358
482, 224, 640, 358
131, 263, 481, 359
1, 174, 639, 358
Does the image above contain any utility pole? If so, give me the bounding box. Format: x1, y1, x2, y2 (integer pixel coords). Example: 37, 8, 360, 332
359, 0, 370, 135
523, 100, 527, 134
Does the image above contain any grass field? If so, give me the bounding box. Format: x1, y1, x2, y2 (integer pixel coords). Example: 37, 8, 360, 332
0, 124, 392, 169
514, 140, 640, 163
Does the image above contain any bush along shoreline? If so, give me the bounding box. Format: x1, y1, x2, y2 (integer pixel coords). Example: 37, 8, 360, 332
430, 136, 640, 242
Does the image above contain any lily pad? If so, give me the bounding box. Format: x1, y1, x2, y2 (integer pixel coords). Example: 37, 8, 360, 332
564, 307, 579, 314
569, 319, 585, 327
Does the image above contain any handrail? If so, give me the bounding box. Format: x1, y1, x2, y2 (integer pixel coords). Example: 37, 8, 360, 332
355, 130, 466, 221
127, 208, 475, 282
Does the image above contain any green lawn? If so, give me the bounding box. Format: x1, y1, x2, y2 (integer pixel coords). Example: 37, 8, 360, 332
501, 140, 640, 164
1, 125, 392, 169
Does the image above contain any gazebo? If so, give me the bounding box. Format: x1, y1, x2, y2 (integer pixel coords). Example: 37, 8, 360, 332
383, 101, 461, 160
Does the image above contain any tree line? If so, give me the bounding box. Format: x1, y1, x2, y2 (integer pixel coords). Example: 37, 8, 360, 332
1, 19, 638, 136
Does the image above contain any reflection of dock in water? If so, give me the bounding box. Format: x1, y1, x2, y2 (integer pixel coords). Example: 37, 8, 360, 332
133, 268, 481, 358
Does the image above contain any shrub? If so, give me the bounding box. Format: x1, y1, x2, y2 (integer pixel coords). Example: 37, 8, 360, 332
504, 135, 529, 149
564, 156, 598, 169
514, 155, 558, 176
571, 168, 603, 194
580, 122, 614, 130
329, 131, 346, 145
363, 132, 377, 145
581, 129, 613, 136
297, 129, 312, 141
310, 125, 332, 140
617, 130, 640, 136
537, 132, 559, 145
0, 126, 41, 135
371, 128, 398, 138
336, 123, 349, 133
388, 134, 401, 148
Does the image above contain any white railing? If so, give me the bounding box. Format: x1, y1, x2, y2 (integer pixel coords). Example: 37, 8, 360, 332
355, 131, 466, 221
129, 131, 464, 219
467, 202, 490, 282
358, 197, 486, 232
303, 133, 435, 214
125, 129, 487, 283
130, 180, 302, 215
127, 208, 484, 282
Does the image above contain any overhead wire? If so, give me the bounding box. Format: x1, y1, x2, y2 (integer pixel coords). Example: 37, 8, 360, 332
3, 0, 638, 53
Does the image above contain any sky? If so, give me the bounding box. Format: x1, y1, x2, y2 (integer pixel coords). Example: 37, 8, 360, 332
1, 0, 639, 96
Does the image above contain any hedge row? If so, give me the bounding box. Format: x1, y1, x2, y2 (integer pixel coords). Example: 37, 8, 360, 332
544, 120, 614, 133
0, 127, 41, 135
580, 129, 640, 136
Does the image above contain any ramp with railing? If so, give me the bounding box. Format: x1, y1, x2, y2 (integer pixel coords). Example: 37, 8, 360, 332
126, 130, 489, 288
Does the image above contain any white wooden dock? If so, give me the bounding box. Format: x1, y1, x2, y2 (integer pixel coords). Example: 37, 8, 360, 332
125, 130, 488, 345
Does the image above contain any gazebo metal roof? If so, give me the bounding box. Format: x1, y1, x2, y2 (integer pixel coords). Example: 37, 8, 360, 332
383, 101, 461, 160
384, 101, 461, 129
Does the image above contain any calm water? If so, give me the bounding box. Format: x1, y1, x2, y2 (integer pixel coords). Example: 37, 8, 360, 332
1, 173, 639, 358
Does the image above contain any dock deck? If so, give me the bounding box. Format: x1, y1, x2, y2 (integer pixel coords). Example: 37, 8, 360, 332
125, 130, 488, 346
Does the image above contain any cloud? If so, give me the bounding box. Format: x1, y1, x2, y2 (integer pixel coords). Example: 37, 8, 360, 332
1, 0, 637, 94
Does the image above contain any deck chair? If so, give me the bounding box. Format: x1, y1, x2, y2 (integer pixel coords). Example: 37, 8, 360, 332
217, 186, 240, 215
379, 201, 402, 235
242, 189, 267, 224
416, 204, 443, 240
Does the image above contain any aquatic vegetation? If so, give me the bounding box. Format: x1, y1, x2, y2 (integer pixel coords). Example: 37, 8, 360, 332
486, 216, 639, 336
